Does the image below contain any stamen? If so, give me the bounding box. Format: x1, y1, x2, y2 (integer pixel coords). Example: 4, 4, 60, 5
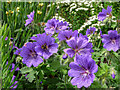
41, 44, 48, 50
111, 39, 116, 44
29, 50, 37, 58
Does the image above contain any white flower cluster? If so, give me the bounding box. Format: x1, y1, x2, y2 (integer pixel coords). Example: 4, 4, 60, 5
78, 15, 98, 32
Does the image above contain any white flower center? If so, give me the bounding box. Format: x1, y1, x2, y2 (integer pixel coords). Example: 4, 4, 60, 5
111, 39, 116, 44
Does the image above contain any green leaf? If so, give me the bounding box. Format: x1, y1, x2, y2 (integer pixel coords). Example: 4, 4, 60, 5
20, 66, 33, 74
96, 67, 106, 76
26, 71, 35, 83
100, 63, 109, 71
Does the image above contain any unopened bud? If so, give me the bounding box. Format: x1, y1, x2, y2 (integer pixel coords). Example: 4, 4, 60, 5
62, 54, 68, 59
6, 11, 9, 15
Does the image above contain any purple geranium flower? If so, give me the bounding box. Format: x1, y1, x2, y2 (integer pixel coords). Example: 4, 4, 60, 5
25, 11, 35, 27
44, 18, 69, 34
10, 75, 18, 88
56, 21, 69, 33
14, 48, 22, 55
68, 55, 98, 88
44, 18, 59, 34
86, 27, 96, 35
102, 30, 120, 52
20, 42, 43, 67
98, 6, 112, 21
31, 33, 58, 59
58, 30, 78, 41
64, 36, 93, 58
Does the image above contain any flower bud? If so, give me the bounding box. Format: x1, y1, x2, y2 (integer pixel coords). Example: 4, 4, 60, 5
6, 11, 9, 15
38, 3, 43, 7
62, 54, 68, 59
37, 11, 42, 15
28, 2, 32, 4
111, 72, 115, 79
110, 67, 116, 79
16, 7, 20, 12
10, 11, 14, 14
7, 0, 11, 4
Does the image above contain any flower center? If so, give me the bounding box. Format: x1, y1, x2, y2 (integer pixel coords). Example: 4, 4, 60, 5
57, 26, 62, 31
74, 48, 83, 54
50, 26, 54, 29
66, 36, 72, 40
90, 31, 93, 34
41, 44, 48, 50
29, 50, 37, 58
111, 39, 116, 44
82, 70, 90, 77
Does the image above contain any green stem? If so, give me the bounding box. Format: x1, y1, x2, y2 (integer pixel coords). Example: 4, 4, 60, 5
98, 39, 102, 48
36, 76, 39, 90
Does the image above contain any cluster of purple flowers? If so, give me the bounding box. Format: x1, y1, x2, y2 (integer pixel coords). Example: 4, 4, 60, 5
98, 6, 112, 21
44, 18, 69, 35
19, 10, 98, 88
15, 5, 120, 88
101, 30, 120, 52
15, 33, 58, 67
59, 29, 98, 88
97, 6, 120, 52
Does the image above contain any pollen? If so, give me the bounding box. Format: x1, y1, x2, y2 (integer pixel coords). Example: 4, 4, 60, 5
41, 44, 48, 50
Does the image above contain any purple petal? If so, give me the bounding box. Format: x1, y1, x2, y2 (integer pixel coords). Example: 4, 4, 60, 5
68, 69, 80, 77
71, 77, 83, 86
88, 60, 98, 73
67, 37, 77, 49
69, 62, 84, 71
103, 42, 119, 52
64, 48, 75, 58
75, 55, 90, 70
83, 75, 93, 88
22, 57, 33, 67
107, 6, 112, 14
32, 56, 43, 67
5, 37, 8, 40
35, 46, 43, 56
111, 73, 115, 79
98, 12, 106, 21
43, 50, 52, 59
49, 43, 58, 53
25, 19, 33, 26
